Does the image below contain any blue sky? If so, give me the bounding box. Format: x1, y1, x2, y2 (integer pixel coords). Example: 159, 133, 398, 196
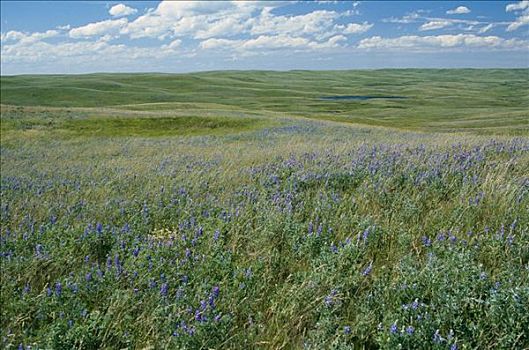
1, 1, 528, 74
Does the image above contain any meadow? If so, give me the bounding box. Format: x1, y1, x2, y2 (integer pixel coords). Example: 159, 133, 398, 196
1, 69, 528, 349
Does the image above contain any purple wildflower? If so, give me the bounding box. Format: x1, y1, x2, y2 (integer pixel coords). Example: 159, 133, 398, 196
344, 326, 351, 334
55, 282, 62, 297
362, 261, 373, 276
390, 323, 398, 335
160, 283, 168, 297
406, 326, 414, 335
212, 285, 220, 298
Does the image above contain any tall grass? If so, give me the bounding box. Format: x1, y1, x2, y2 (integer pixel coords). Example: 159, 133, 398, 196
1, 109, 528, 349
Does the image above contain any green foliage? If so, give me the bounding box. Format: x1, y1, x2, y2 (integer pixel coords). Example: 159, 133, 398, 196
1, 70, 528, 349
1, 69, 528, 134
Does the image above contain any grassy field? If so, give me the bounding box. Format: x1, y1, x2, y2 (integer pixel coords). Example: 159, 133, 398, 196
1, 70, 528, 349
2, 69, 528, 134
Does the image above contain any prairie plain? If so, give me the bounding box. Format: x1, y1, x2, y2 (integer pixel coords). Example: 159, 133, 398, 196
1, 69, 528, 349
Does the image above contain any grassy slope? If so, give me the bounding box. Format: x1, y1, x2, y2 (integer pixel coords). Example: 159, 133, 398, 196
1, 70, 529, 349
1, 69, 528, 134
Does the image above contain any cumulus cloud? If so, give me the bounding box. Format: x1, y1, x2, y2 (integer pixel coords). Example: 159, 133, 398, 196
69, 19, 128, 38
1, 35, 180, 67
343, 22, 373, 34
109, 4, 138, 18
199, 33, 346, 54
420, 20, 452, 31
446, 6, 471, 15
507, 15, 529, 30
506, 1, 529, 31
122, 1, 262, 39
506, 0, 529, 12
1, 30, 58, 44
358, 34, 529, 51
248, 9, 341, 37
121, 1, 345, 42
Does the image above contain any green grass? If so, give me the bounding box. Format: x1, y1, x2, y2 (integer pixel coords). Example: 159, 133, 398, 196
0, 109, 270, 138
1, 70, 528, 349
2, 69, 528, 134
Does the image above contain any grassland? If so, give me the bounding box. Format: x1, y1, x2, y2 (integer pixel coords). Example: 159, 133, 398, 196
2, 69, 528, 135
1, 70, 528, 349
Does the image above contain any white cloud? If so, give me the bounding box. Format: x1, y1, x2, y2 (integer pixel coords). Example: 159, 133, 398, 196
109, 4, 138, 18
505, 1, 529, 31
199, 33, 346, 54
1, 30, 58, 44
506, 0, 529, 12
122, 1, 343, 42
358, 34, 529, 51
343, 22, 373, 34
420, 20, 452, 31
383, 12, 421, 24
1, 35, 180, 66
122, 1, 264, 39
446, 6, 471, 15
248, 9, 341, 37
507, 14, 529, 31
161, 39, 182, 50
69, 18, 128, 38
478, 23, 494, 33
1, 31, 26, 42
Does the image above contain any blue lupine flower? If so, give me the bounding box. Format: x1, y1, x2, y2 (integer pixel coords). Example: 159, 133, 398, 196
213, 229, 220, 241
195, 310, 204, 322
325, 289, 338, 307
421, 236, 432, 247
362, 228, 370, 242
96, 223, 103, 234
212, 285, 220, 298
362, 261, 373, 276
160, 283, 168, 297
46, 287, 52, 297
35, 244, 43, 257
55, 282, 62, 297
85, 272, 92, 282
451, 344, 458, 350
344, 326, 351, 334
411, 299, 419, 309
406, 326, 414, 335
390, 323, 398, 335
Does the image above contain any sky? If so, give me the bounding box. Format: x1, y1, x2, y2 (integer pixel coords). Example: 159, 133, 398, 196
1, 1, 528, 74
